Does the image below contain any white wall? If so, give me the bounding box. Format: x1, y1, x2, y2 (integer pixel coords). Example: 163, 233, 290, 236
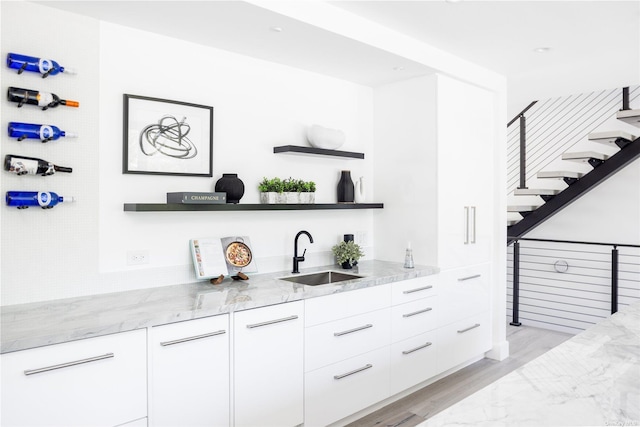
1, 2, 376, 305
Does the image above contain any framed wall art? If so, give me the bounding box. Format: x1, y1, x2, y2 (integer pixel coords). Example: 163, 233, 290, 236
123, 94, 213, 176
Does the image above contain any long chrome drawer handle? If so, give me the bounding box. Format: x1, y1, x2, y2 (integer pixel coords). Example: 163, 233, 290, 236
334, 324, 373, 337
402, 307, 433, 318
334, 364, 373, 380
402, 285, 433, 294
402, 342, 432, 355
458, 274, 481, 282
24, 353, 114, 376
457, 323, 481, 334
160, 330, 226, 346
247, 315, 299, 329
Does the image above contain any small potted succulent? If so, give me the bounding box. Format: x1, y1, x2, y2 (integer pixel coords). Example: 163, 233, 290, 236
331, 240, 364, 269
259, 177, 316, 204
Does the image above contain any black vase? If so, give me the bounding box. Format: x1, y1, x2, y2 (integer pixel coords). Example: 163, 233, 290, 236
337, 170, 354, 203
215, 173, 244, 204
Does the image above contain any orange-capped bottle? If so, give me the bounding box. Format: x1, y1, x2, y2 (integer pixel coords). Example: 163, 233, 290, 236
7, 87, 79, 111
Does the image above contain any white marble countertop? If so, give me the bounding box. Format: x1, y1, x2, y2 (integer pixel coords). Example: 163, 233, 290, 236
422, 301, 640, 427
0, 260, 438, 354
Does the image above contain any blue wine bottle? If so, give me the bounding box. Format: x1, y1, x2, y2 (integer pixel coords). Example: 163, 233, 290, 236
7, 53, 76, 78
6, 191, 74, 209
8, 122, 77, 143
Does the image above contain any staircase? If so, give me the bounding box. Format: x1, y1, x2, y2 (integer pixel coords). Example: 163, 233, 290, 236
507, 89, 640, 242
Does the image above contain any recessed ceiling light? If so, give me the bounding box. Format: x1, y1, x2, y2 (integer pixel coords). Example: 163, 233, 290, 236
270, 26, 284, 33
393, 66, 405, 71
534, 47, 551, 53
445, 0, 463, 3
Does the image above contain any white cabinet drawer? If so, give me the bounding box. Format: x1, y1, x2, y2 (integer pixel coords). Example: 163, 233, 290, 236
1, 329, 147, 427
437, 264, 490, 327
305, 283, 391, 327
391, 275, 438, 305
234, 301, 304, 427
305, 346, 390, 427
437, 310, 492, 373
149, 314, 229, 427
390, 330, 438, 396
305, 308, 391, 372
391, 295, 438, 343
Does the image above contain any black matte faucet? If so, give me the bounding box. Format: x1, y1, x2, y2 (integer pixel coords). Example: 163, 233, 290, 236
292, 230, 314, 273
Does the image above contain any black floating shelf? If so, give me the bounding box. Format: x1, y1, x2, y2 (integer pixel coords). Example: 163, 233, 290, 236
124, 203, 383, 212
273, 145, 364, 159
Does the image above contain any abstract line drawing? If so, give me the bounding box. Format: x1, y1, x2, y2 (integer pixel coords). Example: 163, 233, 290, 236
123, 94, 213, 177
139, 115, 198, 159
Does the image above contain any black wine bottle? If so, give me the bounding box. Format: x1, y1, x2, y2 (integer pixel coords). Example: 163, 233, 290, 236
4, 154, 72, 176
7, 87, 79, 110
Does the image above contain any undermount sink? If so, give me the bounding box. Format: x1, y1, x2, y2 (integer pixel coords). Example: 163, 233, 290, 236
280, 271, 364, 286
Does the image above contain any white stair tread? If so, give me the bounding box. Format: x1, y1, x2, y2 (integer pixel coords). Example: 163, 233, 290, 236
588, 130, 637, 144
616, 109, 640, 128
507, 205, 538, 212
562, 151, 609, 162
537, 171, 584, 179
514, 188, 560, 196
507, 219, 520, 226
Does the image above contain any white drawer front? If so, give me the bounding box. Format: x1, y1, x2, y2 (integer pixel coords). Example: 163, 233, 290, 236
391, 295, 438, 343
1, 329, 147, 427
437, 310, 492, 373
390, 330, 438, 396
305, 283, 391, 327
305, 346, 390, 427
150, 314, 229, 427
437, 264, 490, 327
234, 301, 304, 427
391, 275, 438, 305
306, 308, 391, 372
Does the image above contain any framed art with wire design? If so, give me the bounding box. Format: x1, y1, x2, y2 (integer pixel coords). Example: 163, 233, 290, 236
123, 94, 213, 176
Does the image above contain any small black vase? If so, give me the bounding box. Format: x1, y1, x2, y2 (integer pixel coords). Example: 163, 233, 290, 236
337, 170, 354, 203
215, 173, 245, 204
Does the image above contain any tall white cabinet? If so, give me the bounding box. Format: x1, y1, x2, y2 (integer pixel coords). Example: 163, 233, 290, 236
374, 73, 498, 360
436, 75, 495, 270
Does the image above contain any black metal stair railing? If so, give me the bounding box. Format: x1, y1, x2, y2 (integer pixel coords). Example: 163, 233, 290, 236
508, 237, 640, 331
507, 86, 639, 193
507, 86, 640, 243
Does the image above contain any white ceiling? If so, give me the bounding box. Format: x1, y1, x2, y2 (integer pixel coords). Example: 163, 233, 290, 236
34, 0, 640, 114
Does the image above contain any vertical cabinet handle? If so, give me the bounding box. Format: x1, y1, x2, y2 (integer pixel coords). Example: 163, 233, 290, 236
24, 353, 114, 376
463, 206, 469, 244
470, 206, 477, 244
246, 315, 299, 329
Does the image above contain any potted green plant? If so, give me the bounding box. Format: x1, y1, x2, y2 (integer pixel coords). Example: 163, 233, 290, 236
259, 177, 316, 204
331, 240, 364, 269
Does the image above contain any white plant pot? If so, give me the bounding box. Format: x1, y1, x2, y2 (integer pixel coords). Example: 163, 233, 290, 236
260, 192, 315, 204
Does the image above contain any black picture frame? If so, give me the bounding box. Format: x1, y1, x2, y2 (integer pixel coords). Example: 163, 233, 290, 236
123, 94, 213, 177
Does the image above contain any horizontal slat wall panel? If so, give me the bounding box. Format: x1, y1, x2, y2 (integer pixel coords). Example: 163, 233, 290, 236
506, 241, 640, 334
507, 85, 640, 193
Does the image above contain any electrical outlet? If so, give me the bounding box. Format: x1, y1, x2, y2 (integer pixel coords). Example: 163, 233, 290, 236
356, 231, 368, 246
127, 250, 149, 265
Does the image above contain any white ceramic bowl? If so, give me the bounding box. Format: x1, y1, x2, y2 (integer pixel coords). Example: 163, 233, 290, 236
306, 125, 345, 150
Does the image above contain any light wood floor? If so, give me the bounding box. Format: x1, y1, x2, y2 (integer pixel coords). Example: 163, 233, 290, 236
347, 324, 573, 427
